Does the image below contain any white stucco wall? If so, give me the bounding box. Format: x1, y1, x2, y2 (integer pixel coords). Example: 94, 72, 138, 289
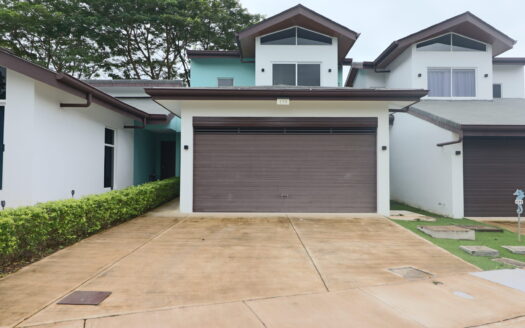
390, 113, 464, 218
353, 69, 387, 88
492, 64, 525, 98
385, 48, 413, 89
255, 34, 339, 87
171, 100, 393, 215
1, 70, 134, 207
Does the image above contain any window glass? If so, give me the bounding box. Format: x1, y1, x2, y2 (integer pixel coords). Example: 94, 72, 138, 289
493, 84, 502, 98
272, 64, 296, 86
297, 28, 332, 45
104, 128, 114, 188
297, 64, 321, 86
0, 67, 5, 100
217, 78, 234, 87
428, 69, 451, 97
0, 107, 4, 189
261, 27, 296, 45
452, 34, 486, 51
104, 128, 114, 145
417, 34, 451, 51
452, 69, 475, 97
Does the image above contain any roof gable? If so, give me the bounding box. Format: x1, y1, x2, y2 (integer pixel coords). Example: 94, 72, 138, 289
374, 12, 516, 69
236, 4, 359, 63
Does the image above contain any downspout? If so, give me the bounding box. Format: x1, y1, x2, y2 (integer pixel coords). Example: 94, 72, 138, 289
437, 136, 463, 147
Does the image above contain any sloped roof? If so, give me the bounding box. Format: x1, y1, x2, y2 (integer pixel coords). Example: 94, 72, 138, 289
236, 4, 359, 63
374, 12, 516, 69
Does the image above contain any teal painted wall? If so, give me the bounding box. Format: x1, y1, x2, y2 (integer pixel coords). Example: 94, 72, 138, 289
190, 57, 255, 87
338, 66, 343, 87
133, 117, 181, 185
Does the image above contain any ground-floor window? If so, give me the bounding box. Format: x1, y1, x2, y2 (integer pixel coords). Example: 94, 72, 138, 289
104, 128, 114, 189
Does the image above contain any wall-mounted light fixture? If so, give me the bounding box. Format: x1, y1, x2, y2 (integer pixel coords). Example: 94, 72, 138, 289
71, 190, 75, 198
261, 68, 265, 72
417, 73, 422, 78
184, 145, 189, 150
1, 200, 5, 210
382, 146, 388, 150
455, 150, 461, 156
484, 73, 489, 78
328, 68, 332, 73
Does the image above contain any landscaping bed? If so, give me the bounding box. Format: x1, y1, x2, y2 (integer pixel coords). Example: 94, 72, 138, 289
0, 177, 179, 276
391, 201, 525, 270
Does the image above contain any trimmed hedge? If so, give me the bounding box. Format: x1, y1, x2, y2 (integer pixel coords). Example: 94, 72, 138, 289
0, 177, 179, 267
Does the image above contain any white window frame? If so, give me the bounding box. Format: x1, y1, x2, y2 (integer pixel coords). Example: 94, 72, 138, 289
426, 67, 477, 99
104, 127, 116, 190
416, 32, 487, 52
259, 26, 333, 46
272, 61, 322, 86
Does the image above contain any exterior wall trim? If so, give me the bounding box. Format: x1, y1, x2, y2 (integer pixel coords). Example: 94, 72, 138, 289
192, 116, 378, 128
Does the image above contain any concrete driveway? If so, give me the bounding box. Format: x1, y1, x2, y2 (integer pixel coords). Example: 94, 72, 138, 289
1, 201, 525, 327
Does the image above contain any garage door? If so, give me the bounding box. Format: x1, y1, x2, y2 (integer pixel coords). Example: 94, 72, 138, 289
193, 117, 377, 213
464, 137, 525, 217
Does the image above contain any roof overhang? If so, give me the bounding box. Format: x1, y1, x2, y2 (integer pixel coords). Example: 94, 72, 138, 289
186, 50, 241, 59
408, 107, 525, 137
493, 57, 525, 65
145, 87, 427, 101
236, 5, 359, 64
374, 12, 516, 69
0, 48, 169, 124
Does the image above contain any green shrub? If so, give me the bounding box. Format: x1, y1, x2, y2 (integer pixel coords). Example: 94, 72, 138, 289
0, 177, 179, 267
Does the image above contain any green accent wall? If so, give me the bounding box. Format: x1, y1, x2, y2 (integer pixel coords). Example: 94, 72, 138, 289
190, 57, 255, 87
133, 117, 181, 185
338, 66, 343, 87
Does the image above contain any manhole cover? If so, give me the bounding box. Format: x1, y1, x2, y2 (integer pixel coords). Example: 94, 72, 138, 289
57, 291, 111, 305
388, 267, 433, 280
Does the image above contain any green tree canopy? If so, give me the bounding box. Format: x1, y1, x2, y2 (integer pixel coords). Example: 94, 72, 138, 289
0, 0, 262, 82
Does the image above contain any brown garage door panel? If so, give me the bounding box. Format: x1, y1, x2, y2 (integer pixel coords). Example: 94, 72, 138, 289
194, 133, 376, 213
464, 137, 525, 217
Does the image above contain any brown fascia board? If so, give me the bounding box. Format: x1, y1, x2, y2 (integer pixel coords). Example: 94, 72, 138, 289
0, 48, 168, 124
145, 87, 427, 101
374, 11, 516, 69
344, 67, 359, 87
186, 50, 241, 58
236, 4, 360, 63
493, 57, 525, 65
408, 107, 525, 136
85, 79, 183, 88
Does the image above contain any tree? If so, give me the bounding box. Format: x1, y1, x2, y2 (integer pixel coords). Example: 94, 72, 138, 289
0, 0, 262, 82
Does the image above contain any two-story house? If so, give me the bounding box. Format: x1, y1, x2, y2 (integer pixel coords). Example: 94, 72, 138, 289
348, 12, 525, 218
146, 5, 426, 215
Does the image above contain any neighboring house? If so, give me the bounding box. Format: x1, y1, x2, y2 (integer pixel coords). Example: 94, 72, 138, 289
147, 5, 426, 215
348, 12, 525, 217
0, 49, 180, 208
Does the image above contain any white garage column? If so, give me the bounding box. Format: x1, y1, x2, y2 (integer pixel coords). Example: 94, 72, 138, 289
178, 100, 392, 215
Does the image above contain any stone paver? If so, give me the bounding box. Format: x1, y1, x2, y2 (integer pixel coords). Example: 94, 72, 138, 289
501, 246, 525, 254
482, 221, 525, 235
363, 274, 525, 328
460, 245, 500, 257
493, 258, 525, 268
418, 225, 475, 240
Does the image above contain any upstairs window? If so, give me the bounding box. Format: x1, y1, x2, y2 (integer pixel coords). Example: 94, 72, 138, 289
0, 67, 5, 100
273, 63, 321, 86
417, 33, 486, 52
428, 68, 476, 97
261, 27, 332, 46
217, 78, 234, 87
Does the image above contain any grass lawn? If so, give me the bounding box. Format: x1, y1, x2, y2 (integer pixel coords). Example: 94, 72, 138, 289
390, 201, 525, 271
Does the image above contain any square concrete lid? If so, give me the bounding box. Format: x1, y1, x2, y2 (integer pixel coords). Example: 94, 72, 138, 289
419, 225, 471, 232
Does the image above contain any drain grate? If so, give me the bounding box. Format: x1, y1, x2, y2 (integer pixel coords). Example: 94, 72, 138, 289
388, 267, 433, 280
57, 291, 111, 305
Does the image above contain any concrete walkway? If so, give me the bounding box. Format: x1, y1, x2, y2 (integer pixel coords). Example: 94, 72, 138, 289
1, 200, 524, 327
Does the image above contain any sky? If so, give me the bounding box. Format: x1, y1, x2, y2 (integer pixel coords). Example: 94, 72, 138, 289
238, 0, 525, 62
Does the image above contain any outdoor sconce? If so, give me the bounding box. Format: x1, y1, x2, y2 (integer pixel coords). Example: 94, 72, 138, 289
328, 68, 332, 73
184, 145, 189, 150
455, 151, 461, 155
261, 68, 265, 72
417, 73, 422, 78
484, 73, 489, 78
71, 190, 75, 198
1, 200, 5, 210
382, 146, 388, 150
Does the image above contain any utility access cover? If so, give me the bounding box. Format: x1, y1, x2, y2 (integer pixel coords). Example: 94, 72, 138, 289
388, 267, 433, 280
57, 291, 111, 305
